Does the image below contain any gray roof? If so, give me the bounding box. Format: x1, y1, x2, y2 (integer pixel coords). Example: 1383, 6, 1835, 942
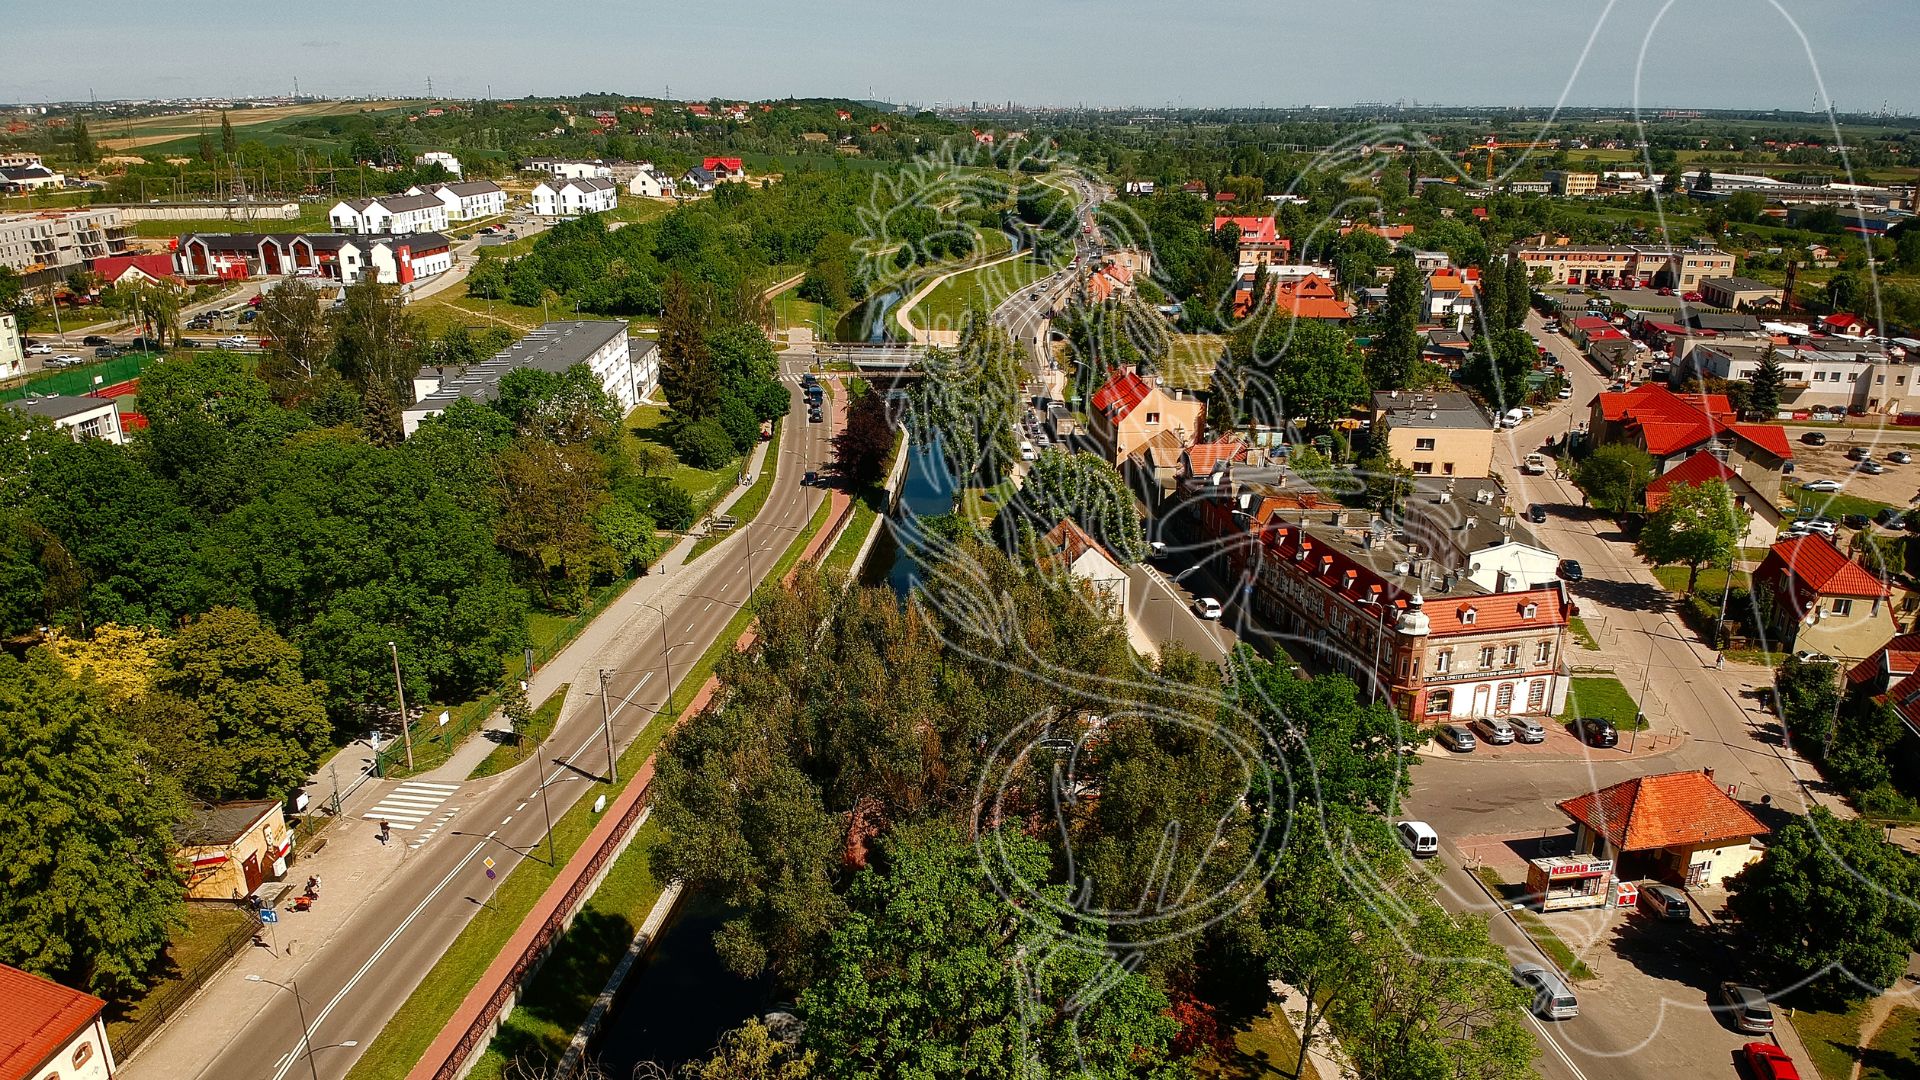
5, 394, 114, 420
556, 177, 616, 193
373, 193, 447, 214
0, 165, 56, 181
422, 181, 503, 198
1686, 311, 1762, 332
410, 320, 629, 414
177, 799, 279, 847
1702, 276, 1778, 293
1372, 390, 1491, 431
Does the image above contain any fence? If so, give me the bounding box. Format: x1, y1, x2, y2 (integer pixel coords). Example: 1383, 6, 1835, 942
111, 904, 263, 1057
0, 352, 161, 402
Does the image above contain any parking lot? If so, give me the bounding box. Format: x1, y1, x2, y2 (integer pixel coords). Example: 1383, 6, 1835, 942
1788, 430, 1920, 509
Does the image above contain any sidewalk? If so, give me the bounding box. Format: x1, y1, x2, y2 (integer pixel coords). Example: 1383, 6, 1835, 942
1269, 977, 1353, 1080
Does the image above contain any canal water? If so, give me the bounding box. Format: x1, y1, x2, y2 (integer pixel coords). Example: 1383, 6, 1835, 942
834, 287, 904, 343
881, 432, 963, 599
587, 900, 772, 1074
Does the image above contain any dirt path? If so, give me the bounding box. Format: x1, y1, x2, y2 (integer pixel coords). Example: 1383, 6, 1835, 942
1848, 984, 1919, 1080
892, 248, 1028, 344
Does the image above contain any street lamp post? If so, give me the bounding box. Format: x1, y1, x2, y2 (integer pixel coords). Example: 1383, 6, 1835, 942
245, 975, 321, 1080
387, 641, 414, 773
596, 668, 619, 784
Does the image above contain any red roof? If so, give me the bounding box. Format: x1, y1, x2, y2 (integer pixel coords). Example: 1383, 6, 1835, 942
1846, 633, 1920, 691
1728, 422, 1792, 459
1757, 534, 1890, 601
1182, 440, 1247, 475
1042, 518, 1120, 570
1643, 451, 1737, 510
90, 252, 176, 283
702, 157, 743, 172
1569, 316, 1612, 330
1091, 369, 1152, 421
1558, 770, 1768, 851
1213, 216, 1281, 245
1596, 384, 1788, 462
1420, 591, 1571, 637
0, 964, 104, 1080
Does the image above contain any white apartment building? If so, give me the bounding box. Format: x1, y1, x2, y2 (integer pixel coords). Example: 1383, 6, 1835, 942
406, 181, 508, 222
334, 234, 454, 286
0, 311, 24, 380
0, 208, 131, 272
530, 178, 618, 218
5, 395, 126, 444
524, 158, 613, 180
328, 194, 450, 235
415, 151, 463, 177
1683, 340, 1920, 415
403, 320, 650, 436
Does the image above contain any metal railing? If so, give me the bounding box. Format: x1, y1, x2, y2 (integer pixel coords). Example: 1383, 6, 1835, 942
111, 904, 263, 1057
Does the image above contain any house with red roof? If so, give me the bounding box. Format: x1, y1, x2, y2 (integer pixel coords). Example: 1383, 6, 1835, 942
89, 253, 177, 288
1588, 383, 1792, 483
1212, 215, 1290, 265
1822, 312, 1869, 337
1557, 769, 1768, 886
1845, 635, 1920, 751
701, 157, 746, 181
0, 963, 114, 1080
1232, 274, 1353, 321
1087, 368, 1204, 466
1340, 222, 1414, 242
1642, 450, 1786, 544
1038, 518, 1129, 612
1753, 534, 1895, 660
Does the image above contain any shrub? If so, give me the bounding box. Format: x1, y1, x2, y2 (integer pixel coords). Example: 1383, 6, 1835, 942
673, 418, 736, 470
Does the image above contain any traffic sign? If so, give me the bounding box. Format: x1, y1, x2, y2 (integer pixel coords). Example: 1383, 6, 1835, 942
259, 908, 279, 924
484, 856, 497, 880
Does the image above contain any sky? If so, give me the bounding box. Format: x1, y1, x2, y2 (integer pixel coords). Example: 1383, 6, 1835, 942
6, 0, 1917, 114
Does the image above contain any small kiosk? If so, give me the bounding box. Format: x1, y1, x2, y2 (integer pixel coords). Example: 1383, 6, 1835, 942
1526, 856, 1615, 911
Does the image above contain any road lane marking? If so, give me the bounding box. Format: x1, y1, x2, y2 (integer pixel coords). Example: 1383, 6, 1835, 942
501, 816, 512, 824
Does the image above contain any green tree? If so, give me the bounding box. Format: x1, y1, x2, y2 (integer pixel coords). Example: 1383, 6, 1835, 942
257, 277, 335, 399
592, 499, 667, 575
0, 653, 184, 997
1504, 255, 1530, 330
683, 1019, 815, 1080
1371, 257, 1422, 391
998, 449, 1148, 564
492, 439, 611, 610
1728, 808, 1920, 1001
70, 119, 95, 164
491, 363, 620, 446
220, 110, 236, 158
1219, 317, 1369, 432
500, 677, 532, 743
330, 276, 420, 400
1746, 348, 1787, 421
1638, 479, 1745, 592
673, 417, 736, 470
129, 607, 330, 801
1460, 328, 1534, 412
660, 274, 720, 419
1574, 444, 1656, 515
798, 824, 1183, 1080
910, 305, 1023, 482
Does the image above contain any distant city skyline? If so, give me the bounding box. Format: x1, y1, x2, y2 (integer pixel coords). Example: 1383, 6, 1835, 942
4, 0, 1915, 115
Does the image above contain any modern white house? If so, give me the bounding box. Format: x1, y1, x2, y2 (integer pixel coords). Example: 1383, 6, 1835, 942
627, 165, 676, 198
415, 151, 463, 177
0, 164, 64, 191
175, 231, 451, 286
530, 178, 618, 218
335, 233, 453, 286
524, 158, 613, 180
5, 395, 126, 444
328, 194, 450, 235
404, 320, 653, 436
406, 180, 508, 222
0, 311, 23, 380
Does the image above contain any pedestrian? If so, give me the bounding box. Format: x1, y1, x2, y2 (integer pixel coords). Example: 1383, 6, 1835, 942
1715, 652, 1726, 671
378, 819, 391, 845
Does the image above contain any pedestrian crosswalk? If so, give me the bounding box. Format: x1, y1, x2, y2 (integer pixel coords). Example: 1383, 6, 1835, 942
361, 781, 460, 832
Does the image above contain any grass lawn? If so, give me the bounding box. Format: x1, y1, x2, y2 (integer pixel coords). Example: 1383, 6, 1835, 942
1558, 675, 1647, 730
1787, 488, 1899, 523
1196, 1001, 1322, 1080
411, 293, 581, 336
1568, 616, 1602, 651
1651, 565, 1753, 597
623, 403, 737, 514
105, 902, 258, 1050
1860, 1006, 1920, 1080
772, 288, 829, 339
910, 249, 1066, 332
821, 492, 883, 580
1789, 996, 1875, 1080
1163, 333, 1224, 390
687, 418, 783, 562
130, 206, 330, 237
1472, 869, 1597, 982
468, 684, 569, 780
603, 199, 675, 226
465, 817, 668, 1080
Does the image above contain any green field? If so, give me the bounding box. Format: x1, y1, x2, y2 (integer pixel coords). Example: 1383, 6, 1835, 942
910, 248, 1067, 332
622, 403, 738, 513
131, 205, 330, 237
1558, 675, 1647, 730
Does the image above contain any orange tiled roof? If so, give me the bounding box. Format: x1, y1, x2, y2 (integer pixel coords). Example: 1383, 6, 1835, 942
1092, 369, 1152, 421
0, 964, 103, 1080
1847, 633, 1920, 689
1042, 518, 1119, 569
1182, 440, 1247, 475
1214, 215, 1280, 244
1757, 534, 1890, 601
1557, 770, 1768, 852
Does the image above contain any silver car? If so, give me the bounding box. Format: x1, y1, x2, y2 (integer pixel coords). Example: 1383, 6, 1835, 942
1513, 963, 1579, 1020
1473, 717, 1516, 745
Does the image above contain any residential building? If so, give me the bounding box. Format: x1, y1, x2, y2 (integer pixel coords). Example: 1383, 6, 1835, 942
1557, 769, 1767, 887
627, 165, 676, 198
328, 194, 449, 235
406, 180, 507, 222
1544, 170, 1599, 196
1752, 534, 1895, 661
0, 963, 115, 1080
1086, 368, 1204, 465
0, 311, 23, 380
175, 799, 294, 901
4, 396, 125, 444
0, 151, 43, 169
89, 252, 178, 288
175, 232, 451, 286
530, 178, 618, 218
1681, 339, 1920, 416
414, 150, 463, 177
1643, 450, 1781, 544
701, 156, 747, 182
1588, 383, 1793, 480
1233, 273, 1351, 321
1424, 268, 1479, 322
1211, 216, 1290, 265
679, 166, 721, 194
0, 209, 131, 273
524, 158, 613, 180
1845, 635, 1920, 750
1371, 390, 1494, 478
404, 321, 649, 436
1511, 241, 1735, 289
1037, 518, 1128, 612
0, 164, 64, 191
1699, 276, 1782, 310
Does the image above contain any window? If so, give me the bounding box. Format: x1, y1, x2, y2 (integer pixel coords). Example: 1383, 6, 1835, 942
1495, 683, 1515, 714
1536, 640, 1553, 664
1813, 371, 1826, 382
1479, 646, 1496, 669
1504, 643, 1521, 667
1528, 680, 1547, 709
1522, 603, 1538, 619
1145, 412, 1161, 425
1832, 597, 1853, 616
1415, 437, 1437, 451
1412, 462, 1433, 474
71, 1042, 93, 1069
1460, 607, 1477, 625
1443, 461, 1456, 475
1433, 649, 1452, 674
1427, 688, 1453, 715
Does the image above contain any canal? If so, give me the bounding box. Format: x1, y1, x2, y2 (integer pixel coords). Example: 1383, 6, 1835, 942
587, 899, 772, 1074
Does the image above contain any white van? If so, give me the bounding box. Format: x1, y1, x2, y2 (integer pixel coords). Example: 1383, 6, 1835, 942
1396, 820, 1440, 859
1019, 440, 1037, 461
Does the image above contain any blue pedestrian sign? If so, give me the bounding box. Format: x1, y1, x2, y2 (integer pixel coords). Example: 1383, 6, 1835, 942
259, 908, 279, 924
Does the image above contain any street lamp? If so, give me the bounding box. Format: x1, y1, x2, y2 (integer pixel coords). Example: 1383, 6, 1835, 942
242, 975, 349, 1080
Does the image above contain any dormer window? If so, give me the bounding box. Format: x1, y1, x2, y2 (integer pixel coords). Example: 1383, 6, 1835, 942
1460, 607, 1477, 626
1522, 603, 1538, 619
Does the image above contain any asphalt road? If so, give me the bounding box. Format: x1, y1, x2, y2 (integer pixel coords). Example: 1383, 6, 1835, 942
174, 355, 833, 1080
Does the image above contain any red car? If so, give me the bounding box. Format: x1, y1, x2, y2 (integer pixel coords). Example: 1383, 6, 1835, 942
1743, 1042, 1801, 1080
1658, 287, 1674, 296
1682, 291, 1704, 302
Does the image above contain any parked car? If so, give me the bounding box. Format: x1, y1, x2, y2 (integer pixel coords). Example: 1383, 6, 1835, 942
1788, 518, 1838, 538
1801, 431, 1827, 446
1559, 559, 1584, 582
1638, 882, 1691, 920
93, 345, 122, 359
1396, 820, 1440, 859
1019, 440, 1037, 462
1857, 459, 1887, 475
1846, 446, 1873, 461
1193, 597, 1223, 620
239, 309, 258, 324
1682, 291, 1704, 302
50, 353, 80, 366
1512, 716, 1547, 743
1511, 963, 1579, 1020
1718, 983, 1776, 1034
1473, 717, 1516, 745
1527, 504, 1548, 524
1436, 724, 1477, 752
1891, 451, 1914, 465
1742, 1041, 1802, 1080
1557, 385, 1572, 399
24, 343, 51, 355
1843, 514, 1872, 530
1572, 716, 1619, 747
1800, 479, 1843, 492
1877, 507, 1907, 528
81, 334, 110, 346
1658, 286, 1675, 296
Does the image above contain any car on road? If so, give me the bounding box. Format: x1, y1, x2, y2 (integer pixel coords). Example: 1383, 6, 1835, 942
1527, 503, 1548, 524
81, 334, 110, 346
1193, 597, 1223, 620
1658, 286, 1674, 296
1472, 717, 1516, 745
1559, 559, 1584, 582
219, 335, 250, 348
802, 470, 818, 487
808, 408, 823, 424
1801, 431, 1827, 446
1522, 453, 1549, 475
1557, 385, 1572, 399
1682, 291, 1704, 302
1799, 478, 1843, 492
1511, 963, 1579, 1020
94, 345, 122, 359
1436, 723, 1477, 752
1572, 716, 1619, 747
24, 343, 51, 355
1718, 983, 1776, 1034
1878, 507, 1907, 528
1396, 820, 1440, 859
1512, 716, 1547, 743
1019, 440, 1037, 462
50, 353, 80, 366
1742, 1042, 1802, 1080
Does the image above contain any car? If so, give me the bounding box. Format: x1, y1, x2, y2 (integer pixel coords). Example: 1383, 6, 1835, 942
1788, 518, 1838, 538
1028, 292, 1039, 301
1436, 723, 1477, 752
1859, 460, 1887, 475
808, 409, 823, 424
81, 334, 110, 346
50, 353, 80, 366
1890, 451, 1914, 465
219, 335, 250, 348
1800, 479, 1843, 492
1472, 717, 1516, 745
1658, 286, 1675, 296
1682, 291, 1704, 302
1522, 453, 1549, 475
1719, 983, 1776, 1033
1511, 963, 1579, 1020
93, 345, 121, 359
247, 294, 264, 307
1396, 820, 1439, 859
802, 470, 818, 487
1565, 286, 1585, 295
1572, 716, 1619, 747
1019, 440, 1037, 462
1877, 507, 1906, 527
1193, 597, 1223, 620
1844, 514, 1872, 530
1559, 559, 1584, 582
1527, 504, 1548, 524
1512, 716, 1547, 743
239, 309, 258, 323
1638, 882, 1691, 920
176, 338, 201, 349
1742, 1042, 1802, 1080
1801, 431, 1827, 446
1557, 385, 1572, 399
24, 343, 51, 355
1846, 446, 1873, 461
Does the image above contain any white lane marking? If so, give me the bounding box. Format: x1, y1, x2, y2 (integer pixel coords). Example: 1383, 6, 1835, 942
500, 816, 513, 824
1524, 1011, 1590, 1080
394, 781, 460, 793
514, 801, 528, 812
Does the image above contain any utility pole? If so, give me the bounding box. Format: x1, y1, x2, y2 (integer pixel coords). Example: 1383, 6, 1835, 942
388, 641, 414, 772
597, 669, 619, 783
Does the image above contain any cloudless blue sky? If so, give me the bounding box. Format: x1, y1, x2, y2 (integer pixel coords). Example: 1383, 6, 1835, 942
7, 1, 1915, 113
